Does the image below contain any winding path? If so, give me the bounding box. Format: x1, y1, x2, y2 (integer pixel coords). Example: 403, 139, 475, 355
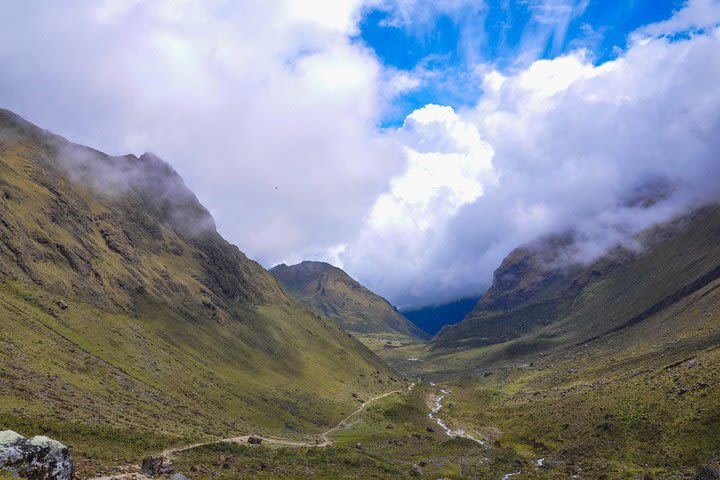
89, 383, 415, 480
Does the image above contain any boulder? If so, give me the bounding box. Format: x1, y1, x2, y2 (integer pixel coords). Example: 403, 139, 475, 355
410, 465, 424, 476
169, 474, 190, 480
0, 430, 74, 480
140, 455, 174, 476
247, 436, 262, 445
190, 465, 209, 474
697, 465, 720, 480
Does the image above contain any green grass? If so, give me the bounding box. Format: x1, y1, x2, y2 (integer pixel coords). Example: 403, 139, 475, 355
425, 286, 720, 478
0, 413, 188, 477
0, 279, 397, 476
0, 470, 15, 480
166, 385, 533, 479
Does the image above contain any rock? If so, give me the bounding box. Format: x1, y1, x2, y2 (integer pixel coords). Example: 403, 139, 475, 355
426, 426, 435, 433
190, 465, 209, 474
169, 474, 190, 480
596, 421, 614, 431
697, 465, 720, 480
355, 443, 362, 450
410, 465, 424, 476
248, 436, 262, 445
260, 462, 270, 471
566, 466, 580, 475
0, 430, 75, 480
56, 301, 68, 310
214, 455, 226, 466
141, 455, 174, 475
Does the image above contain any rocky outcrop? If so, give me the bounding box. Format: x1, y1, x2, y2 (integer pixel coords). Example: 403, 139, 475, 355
140, 456, 174, 476
0, 430, 74, 480
697, 465, 720, 480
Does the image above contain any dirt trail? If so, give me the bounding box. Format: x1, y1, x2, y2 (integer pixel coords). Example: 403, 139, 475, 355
88, 383, 415, 480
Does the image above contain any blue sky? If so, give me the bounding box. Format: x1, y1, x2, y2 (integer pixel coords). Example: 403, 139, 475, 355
358, 0, 682, 125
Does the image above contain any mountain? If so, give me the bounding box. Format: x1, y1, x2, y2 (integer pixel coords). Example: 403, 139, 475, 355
270, 261, 428, 348
0, 109, 398, 473
432, 205, 720, 352
400, 297, 480, 336
418, 205, 720, 477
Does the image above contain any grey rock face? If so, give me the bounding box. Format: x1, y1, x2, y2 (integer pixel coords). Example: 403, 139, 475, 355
0, 430, 75, 480
697, 465, 720, 480
140, 456, 174, 476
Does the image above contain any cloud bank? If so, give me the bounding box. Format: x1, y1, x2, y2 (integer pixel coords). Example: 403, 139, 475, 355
343, 2, 720, 305
1, 0, 719, 307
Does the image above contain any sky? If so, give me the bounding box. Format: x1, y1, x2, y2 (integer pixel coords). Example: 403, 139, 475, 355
1, 0, 719, 307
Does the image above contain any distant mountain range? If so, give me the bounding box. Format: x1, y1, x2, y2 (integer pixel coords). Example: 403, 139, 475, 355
400, 297, 480, 336
270, 261, 428, 348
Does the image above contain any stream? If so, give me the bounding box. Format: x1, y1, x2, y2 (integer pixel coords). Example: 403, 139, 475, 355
430, 388, 547, 479
428, 389, 486, 445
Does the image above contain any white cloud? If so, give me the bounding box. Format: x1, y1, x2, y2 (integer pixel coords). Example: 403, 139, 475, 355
632, 0, 720, 41
0, 0, 406, 268
369, 104, 495, 231
343, 24, 720, 306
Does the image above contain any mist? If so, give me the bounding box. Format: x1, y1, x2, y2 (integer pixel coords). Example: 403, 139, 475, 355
55, 140, 216, 238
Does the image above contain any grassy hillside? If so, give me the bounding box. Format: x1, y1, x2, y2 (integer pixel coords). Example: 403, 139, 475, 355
270, 261, 428, 349
401, 204, 720, 477
433, 206, 720, 351
0, 109, 398, 475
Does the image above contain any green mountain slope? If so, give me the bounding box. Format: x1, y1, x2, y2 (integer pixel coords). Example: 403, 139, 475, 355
406, 205, 720, 477
270, 261, 428, 348
0, 109, 398, 473
432, 205, 720, 353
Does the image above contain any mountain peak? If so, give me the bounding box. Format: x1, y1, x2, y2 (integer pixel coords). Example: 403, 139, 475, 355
270, 261, 429, 346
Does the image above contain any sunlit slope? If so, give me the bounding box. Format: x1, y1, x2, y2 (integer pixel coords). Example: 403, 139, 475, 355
0, 109, 395, 456
270, 261, 428, 348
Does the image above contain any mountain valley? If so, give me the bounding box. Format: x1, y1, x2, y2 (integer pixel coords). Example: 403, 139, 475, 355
0, 110, 718, 479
